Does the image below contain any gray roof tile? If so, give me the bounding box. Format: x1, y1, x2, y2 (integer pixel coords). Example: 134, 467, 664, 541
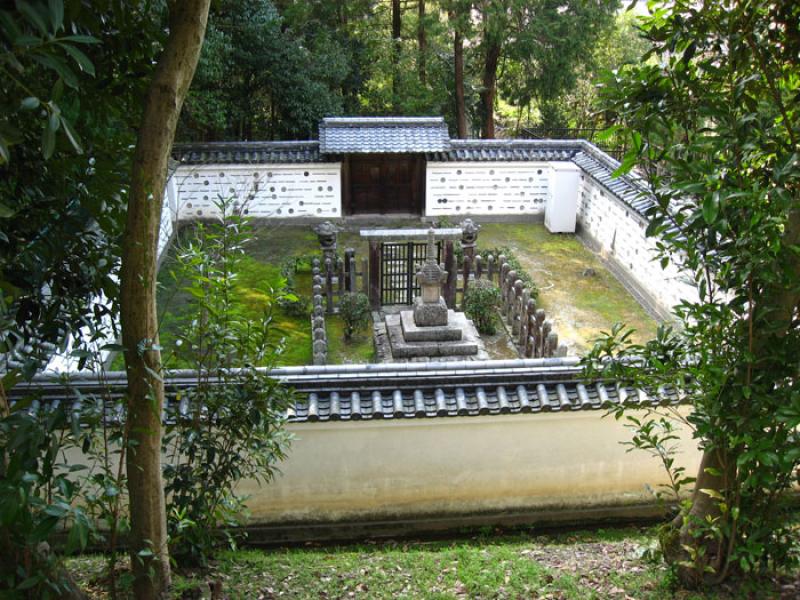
13, 360, 681, 424
319, 116, 451, 154
426, 139, 582, 162
172, 141, 326, 165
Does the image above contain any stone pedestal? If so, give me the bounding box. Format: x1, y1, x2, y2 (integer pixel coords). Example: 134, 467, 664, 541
412, 296, 448, 327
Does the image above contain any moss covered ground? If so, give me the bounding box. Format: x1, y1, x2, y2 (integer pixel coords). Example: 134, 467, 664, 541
477, 223, 658, 354
152, 221, 658, 367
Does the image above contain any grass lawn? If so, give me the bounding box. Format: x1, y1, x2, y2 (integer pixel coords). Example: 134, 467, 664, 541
68, 525, 793, 599
152, 220, 659, 367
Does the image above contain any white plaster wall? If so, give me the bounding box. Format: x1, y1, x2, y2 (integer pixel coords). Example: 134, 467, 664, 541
576, 175, 697, 314
174, 163, 342, 220
425, 162, 551, 217
238, 409, 701, 524
158, 174, 177, 262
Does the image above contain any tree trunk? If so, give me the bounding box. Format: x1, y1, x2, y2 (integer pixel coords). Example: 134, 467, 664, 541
391, 0, 402, 112
119, 2, 210, 599
417, 0, 426, 85
479, 40, 501, 139
662, 447, 733, 587
454, 25, 466, 138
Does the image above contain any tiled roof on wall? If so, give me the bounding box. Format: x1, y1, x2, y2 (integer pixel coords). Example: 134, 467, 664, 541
11, 359, 680, 424
319, 116, 451, 154
426, 139, 582, 162
173, 141, 326, 164
572, 144, 656, 219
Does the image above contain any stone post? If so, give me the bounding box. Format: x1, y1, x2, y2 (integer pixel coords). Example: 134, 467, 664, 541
504, 270, 517, 320
368, 240, 380, 310
324, 257, 334, 314
344, 248, 355, 292
361, 257, 369, 295
443, 240, 456, 308
511, 280, 524, 336
525, 298, 536, 357
487, 254, 495, 284
475, 255, 483, 280
461, 254, 472, 310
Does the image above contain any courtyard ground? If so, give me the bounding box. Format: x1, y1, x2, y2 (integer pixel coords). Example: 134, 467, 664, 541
68, 525, 796, 599
155, 221, 658, 367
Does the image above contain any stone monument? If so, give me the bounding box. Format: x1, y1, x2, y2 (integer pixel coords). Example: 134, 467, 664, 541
412, 229, 449, 327
383, 228, 484, 360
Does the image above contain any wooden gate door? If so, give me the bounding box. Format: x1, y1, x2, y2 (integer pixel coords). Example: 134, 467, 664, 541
380, 241, 441, 305
346, 155, 423, 215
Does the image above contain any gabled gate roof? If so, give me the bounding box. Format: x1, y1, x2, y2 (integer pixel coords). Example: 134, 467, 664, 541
319, 117, 451, 154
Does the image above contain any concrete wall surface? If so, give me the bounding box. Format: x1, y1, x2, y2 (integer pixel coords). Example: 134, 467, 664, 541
237, 409, 701, 527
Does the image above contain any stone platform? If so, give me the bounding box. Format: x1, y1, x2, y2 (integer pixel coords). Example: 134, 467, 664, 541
400, 310, 463, 342
384, 310, 483, 359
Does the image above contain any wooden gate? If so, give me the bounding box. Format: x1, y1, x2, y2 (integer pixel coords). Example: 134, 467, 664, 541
380, 241, 441, 305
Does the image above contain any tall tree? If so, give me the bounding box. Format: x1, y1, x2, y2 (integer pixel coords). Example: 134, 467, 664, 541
391, 0, 402, 112
589, 0, 800, 587
119, 1, 210, 597
417, 0, 426, 84
473, 0, 618, 137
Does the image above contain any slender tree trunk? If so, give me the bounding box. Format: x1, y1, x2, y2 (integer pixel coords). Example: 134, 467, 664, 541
480, 40, 501, 139
417, 0, 426, 85
453, 25, 466, 138
120, 2, 210, 599
391, 0, 402, 112
663, 447, 733, 587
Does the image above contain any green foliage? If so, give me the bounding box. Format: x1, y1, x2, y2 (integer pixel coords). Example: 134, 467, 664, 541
181, 0, 350, 140
586, 0, 800, 582
461, 243, 538, 299
464, 279, 501, 335
163, 197, 293, 567
0, 1, 163, 376
277, 256, 311, 318
492, 0, 619, 129
338, 292, 370, 340
0, 400, 94, 597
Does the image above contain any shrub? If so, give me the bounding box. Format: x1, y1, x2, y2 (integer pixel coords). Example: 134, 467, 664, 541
164, 196, 292, 567
338, 292, 371, 340
464, 279, 501, 335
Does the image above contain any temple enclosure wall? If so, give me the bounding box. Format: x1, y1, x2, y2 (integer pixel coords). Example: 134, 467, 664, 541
575, 173, 697, 318
235, 408, 700, 537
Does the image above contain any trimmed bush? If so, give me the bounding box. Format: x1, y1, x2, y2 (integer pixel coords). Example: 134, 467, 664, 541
339, 292, 371, 340
464, 279, 501, 335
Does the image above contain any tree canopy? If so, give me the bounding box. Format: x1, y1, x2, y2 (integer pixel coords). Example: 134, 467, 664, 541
587, 0, 800, 586
178, 0, 627, 140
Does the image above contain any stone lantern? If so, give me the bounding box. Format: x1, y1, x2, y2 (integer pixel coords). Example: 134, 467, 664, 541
313, 221, 340, 264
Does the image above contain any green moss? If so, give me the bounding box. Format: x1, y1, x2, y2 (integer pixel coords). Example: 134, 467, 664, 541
326, 315, 375, 364
479, 223, 659, 352
154, 222, 659, 366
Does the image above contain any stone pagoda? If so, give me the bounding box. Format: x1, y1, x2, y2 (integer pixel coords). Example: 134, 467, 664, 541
384, 229, 483, 360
